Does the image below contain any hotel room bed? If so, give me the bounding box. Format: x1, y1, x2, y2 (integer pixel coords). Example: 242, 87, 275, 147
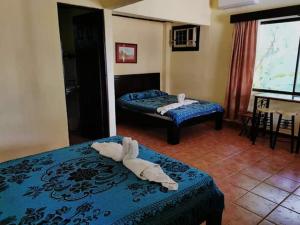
115, 74, 224, 145
118, 90, 224, 126
0, 136, 224, 225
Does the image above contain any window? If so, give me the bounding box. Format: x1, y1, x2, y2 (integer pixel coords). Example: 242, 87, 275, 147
174, 29, 188, 46
252, 18, 300, 95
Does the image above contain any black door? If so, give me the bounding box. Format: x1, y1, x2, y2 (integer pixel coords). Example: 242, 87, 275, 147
73, 11, 109, 139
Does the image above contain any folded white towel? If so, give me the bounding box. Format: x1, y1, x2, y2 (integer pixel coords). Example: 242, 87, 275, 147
183, 99, 198, 105
123, 138, 139, 160
157, 99, 198, 115
157, 102, 182, 115
91, 142, 124, 162
177, 93, 185, 103
122, 138, 178, 191
122, 137, 132, 158
142, 164, 179, 191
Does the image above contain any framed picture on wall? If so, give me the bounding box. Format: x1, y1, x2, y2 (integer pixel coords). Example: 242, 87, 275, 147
115, 43, 137, 63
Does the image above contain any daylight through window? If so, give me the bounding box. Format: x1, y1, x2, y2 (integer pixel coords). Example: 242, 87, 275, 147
252, 19, 300, 95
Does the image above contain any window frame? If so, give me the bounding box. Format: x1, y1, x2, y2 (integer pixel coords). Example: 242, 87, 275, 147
252, 17, 300, 96
172, 25, 200, 52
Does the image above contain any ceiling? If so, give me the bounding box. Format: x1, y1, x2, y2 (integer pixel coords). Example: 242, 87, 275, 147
99, 0, 143, 9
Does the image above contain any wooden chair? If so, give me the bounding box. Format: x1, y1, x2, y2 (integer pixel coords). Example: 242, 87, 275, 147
252, 108, 275, 148
272, 111, 297, 153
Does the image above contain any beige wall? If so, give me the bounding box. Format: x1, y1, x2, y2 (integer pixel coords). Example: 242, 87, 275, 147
0, 0, 116, 161
169, 0, 300, 106
113, 16, 164, 77
114, 0, 211, 25
1, 0, 299, 161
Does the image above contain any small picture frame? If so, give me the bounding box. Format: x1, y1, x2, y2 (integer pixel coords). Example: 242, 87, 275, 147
115, 43, 137, 63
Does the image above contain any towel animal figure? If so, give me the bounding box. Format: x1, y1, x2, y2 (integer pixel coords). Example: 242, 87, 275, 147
122, 138, 178, 191
157, 102, 183, 115
157, 96, 198, 115
91, 142, 124, 162
177, 93, 185, 104
183, 99, 198, 105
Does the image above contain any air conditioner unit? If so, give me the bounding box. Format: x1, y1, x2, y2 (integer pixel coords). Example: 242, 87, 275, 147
219, 0, 259, 9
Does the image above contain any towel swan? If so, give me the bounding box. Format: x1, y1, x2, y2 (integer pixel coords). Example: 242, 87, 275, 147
122, 138, 178, 191
157, 93, 198, 115
91, 137, 178, 190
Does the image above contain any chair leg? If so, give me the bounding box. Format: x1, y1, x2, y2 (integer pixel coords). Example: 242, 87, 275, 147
296, 126, 300, 154
263, 112, 268, 136
269, 113, 273, 148
239, 117, 247, 136
251, 113, 256, 142
245, 117, 252, 138
291, 116, 295, 153
252, 112, 262, 145
240, 117, 251, 137
272, 114, 282, 149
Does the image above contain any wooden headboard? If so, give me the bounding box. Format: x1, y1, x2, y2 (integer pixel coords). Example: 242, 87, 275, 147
114, 73, 160, 98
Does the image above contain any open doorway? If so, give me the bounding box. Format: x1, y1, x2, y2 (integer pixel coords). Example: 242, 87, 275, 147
57, 3, 109, 145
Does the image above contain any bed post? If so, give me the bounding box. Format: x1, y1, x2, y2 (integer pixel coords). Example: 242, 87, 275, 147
167, 125, 180, 145
215, 112, 224, 130
206, 211, 223, 225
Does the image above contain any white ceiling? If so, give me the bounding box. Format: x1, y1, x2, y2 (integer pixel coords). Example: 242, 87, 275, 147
99, 0, 143, 9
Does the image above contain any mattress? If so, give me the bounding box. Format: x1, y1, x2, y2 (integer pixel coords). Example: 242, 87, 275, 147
0, 136, 224, 225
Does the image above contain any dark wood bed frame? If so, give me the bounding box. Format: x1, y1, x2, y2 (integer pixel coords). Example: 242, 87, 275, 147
114, 73, 224, 145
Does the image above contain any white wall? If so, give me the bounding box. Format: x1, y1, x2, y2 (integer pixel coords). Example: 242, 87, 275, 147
0, 0, 116, 161
114, 0, 211, 25
104, 10, 117, 136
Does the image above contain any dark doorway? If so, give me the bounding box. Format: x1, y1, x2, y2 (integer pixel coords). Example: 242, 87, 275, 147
57, 3, 109, 145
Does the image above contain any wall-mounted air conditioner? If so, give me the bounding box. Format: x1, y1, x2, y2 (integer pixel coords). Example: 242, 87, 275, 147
219, 0, 259, 9
171, 25, 200, 52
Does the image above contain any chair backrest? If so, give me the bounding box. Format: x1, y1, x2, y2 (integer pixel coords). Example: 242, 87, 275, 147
257, 98, 268, 109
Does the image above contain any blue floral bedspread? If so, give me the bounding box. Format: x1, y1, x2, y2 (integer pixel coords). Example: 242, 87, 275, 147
118, 94, 224, 126
0, 136, 224, 225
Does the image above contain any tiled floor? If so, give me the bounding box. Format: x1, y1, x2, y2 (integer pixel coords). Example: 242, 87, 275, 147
117, 122, 300, 225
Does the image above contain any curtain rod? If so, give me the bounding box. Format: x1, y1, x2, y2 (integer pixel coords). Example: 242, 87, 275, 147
230, 4, 300, 23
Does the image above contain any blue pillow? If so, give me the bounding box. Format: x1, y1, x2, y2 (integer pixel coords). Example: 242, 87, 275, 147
119, 90, 168, 101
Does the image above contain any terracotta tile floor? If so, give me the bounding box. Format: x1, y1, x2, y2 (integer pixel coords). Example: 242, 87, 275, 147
117, 122, 300, 225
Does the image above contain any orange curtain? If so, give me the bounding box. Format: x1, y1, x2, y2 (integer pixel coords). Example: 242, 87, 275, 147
225, 20, 258, 120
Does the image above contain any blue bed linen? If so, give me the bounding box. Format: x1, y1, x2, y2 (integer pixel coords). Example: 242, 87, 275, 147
0, 136, 224, 225
119, 90, 168, 101
118, 95, 224, 126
